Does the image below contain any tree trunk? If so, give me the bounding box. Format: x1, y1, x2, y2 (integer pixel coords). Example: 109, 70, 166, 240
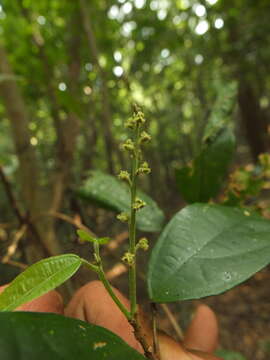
0, 43, 62, 261
238, 79, 269, 160
79, 0, 125, 173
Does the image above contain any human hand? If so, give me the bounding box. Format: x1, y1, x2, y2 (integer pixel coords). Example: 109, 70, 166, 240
0, 282, 222, 360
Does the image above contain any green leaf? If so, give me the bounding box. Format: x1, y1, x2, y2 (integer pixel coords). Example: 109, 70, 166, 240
76, 171, 165, 232
0, 255, 82, 311
77, 229, 96, 243
203, 81, 237, 141
98, 237, 110, 244
0, 312, 146, 360
147, 203, 270, 302
176, 128, 235, 203
176, 81, 237, 204
77, 230, 110, 245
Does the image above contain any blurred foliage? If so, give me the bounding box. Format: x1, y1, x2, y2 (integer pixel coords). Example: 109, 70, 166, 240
0, 0, 269, 187
216, 349, 247, 360
221, 153, 270, 218
175, 81, 237, 203
0, 0, 269, 257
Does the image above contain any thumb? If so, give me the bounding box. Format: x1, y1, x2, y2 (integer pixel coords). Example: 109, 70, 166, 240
183, 304, 219, 354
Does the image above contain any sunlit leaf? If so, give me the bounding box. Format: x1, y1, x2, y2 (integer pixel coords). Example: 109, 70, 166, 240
0, 255, 82, 311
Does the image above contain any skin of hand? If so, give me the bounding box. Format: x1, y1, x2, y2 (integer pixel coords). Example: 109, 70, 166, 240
0, 282, 222, 360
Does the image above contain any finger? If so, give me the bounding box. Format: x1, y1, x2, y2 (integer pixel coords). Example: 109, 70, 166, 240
158, 332, 197, 360
158, 331, 223, 360
183, 304, 219, 354
65, 281, 143, 353
65, 281, 221, 360
0, 284, 64, 314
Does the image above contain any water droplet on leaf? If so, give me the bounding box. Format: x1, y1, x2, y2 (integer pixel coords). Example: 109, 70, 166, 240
222, 271, 232, 281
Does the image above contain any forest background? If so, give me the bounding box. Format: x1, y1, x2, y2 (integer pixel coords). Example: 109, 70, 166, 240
0, 0, 270, 359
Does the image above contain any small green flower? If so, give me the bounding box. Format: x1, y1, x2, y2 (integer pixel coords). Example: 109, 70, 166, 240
139, 131, 151, 144
124, 117, 137, 129
136, 237, 149, 251
122, 252, 135, 266
133, 110, 146, 125
120, 139, 135, 152
137, 161, 151, 175
117, 212, 130, 222
133, 198, 146, 211
118, 170, 131, 184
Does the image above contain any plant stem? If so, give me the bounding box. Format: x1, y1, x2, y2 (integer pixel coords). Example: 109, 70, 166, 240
151, 303, 161, 359
82, 259, 131, 320
130, 313, 158, 360
81, 259, 99, 273
98, 266, 132, 320
129, 125, 140, 318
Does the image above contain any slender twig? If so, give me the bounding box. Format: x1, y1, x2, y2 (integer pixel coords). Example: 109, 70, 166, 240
106, 263, 126, 280
2, 224, 27, 264
5, 259, 27, 269
0, 166, 25, 224
151, 303, 161, 359
160, 303, 184, 341
105, 231, 129, 252
46, 211, 95, 236
0, 166, 48, 255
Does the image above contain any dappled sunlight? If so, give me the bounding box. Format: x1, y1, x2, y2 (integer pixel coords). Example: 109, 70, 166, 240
195, 20, 209, 35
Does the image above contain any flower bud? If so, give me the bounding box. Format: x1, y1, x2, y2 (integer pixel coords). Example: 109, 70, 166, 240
122, 252, 135, 266
139, 131, 151, 144
133, 197, 146, 211
118, 170, 131, 183
133, 110, 146, 125
124, 117, 137, 129
136, 237, 149, 251
137, 161, 151, 175
117, 212, 130, 222
120, 139, 135, 152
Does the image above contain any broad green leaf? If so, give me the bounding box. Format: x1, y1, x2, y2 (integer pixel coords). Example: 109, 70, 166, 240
76, 171, 165, 232
0, 312, 146, 360
176, 128, 235, 203
0, 254, 82, 311
147, 204, 270, 302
